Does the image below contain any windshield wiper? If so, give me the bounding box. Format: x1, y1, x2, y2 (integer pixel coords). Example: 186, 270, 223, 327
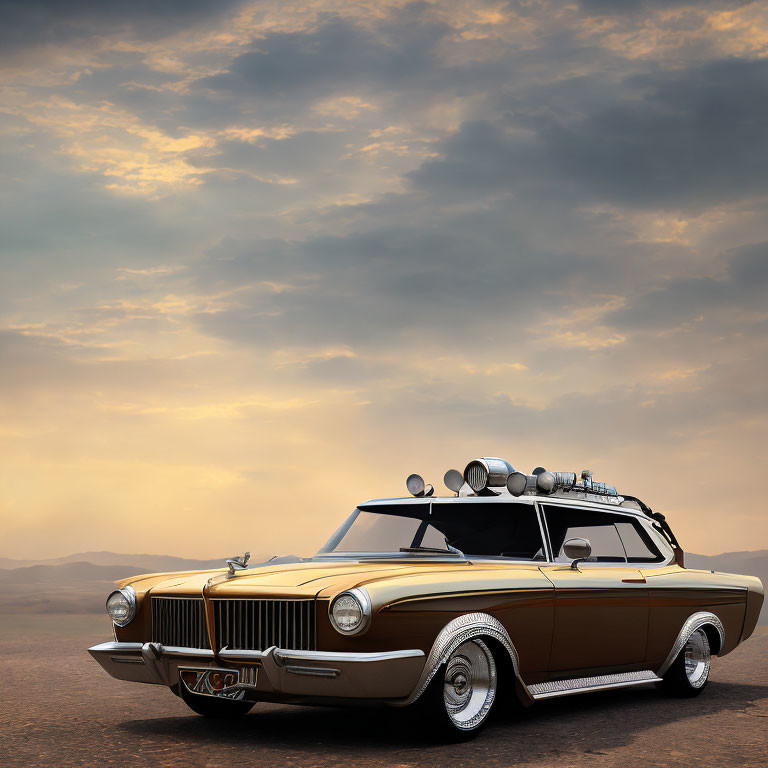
399, 544, 465, 557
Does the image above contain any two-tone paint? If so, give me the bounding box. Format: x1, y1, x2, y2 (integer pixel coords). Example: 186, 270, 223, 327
89, 494, 764, 706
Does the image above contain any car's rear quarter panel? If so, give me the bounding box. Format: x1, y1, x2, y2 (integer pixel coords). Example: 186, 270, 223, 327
641, 566, 754, 665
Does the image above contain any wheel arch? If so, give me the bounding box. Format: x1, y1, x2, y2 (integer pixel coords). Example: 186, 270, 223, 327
657, 611, 725, 677
403, 612, 530, 706
700, 623, 723, 656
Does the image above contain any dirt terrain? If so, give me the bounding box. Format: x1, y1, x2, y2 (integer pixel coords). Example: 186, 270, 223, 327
2, 614, 766, 768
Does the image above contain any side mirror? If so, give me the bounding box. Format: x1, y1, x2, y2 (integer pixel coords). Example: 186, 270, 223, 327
563, 537, 592, 570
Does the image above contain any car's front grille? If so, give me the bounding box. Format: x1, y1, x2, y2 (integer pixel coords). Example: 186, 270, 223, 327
151, 597, 210, 649
213, 599, 315, 651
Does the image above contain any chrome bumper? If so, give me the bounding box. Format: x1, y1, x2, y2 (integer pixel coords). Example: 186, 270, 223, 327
88, 642, 426, 702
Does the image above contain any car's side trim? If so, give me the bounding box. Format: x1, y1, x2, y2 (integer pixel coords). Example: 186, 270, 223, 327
403, 612, 522, 705
656, 611, 725, 677
528, 670, 661, 699
383, 587, 550, 610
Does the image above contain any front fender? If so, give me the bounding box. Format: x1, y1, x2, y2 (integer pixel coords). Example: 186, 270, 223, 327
403, 612, 528, 705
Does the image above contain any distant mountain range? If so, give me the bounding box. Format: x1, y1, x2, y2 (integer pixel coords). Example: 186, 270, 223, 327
0, 551, 268, 615
0, 549, 764, 623
0, 551, 236, 572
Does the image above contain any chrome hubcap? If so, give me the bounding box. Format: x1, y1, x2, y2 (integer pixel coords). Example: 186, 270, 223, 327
684, 629, 711, 688
443, 639, 496, 730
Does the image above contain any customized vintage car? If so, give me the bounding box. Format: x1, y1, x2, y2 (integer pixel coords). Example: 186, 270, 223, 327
89, 458, 764, 738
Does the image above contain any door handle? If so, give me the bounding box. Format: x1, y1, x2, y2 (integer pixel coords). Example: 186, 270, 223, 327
621, 577, 646, 583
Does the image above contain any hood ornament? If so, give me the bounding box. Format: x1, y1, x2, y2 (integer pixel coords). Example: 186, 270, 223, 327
226, 551, 250, 577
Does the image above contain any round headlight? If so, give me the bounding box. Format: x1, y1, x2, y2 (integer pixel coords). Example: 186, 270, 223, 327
106, 586, 136, 627
329, 589, 371, 635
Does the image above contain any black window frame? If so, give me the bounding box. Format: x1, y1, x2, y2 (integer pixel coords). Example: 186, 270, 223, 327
540, 503, 666, 565
319, 499, 548, 561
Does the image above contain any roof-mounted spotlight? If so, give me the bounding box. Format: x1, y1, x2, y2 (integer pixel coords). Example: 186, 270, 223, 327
537, 471, 577, 494
443, 469, 464, 495
507, 471, 536, 497
463, 457, 514, 496
406, 474, 434, 498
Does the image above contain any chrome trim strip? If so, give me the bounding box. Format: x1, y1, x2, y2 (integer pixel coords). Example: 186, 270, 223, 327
161, 645, 216, 658
405, 612, 521, 705
286, 665, 341, 678
89, 641, 143, 652
277, 648, 424, 664
217, 646, 425, 664
529, 671, 662, 700
89, 641, 214, 658
656, 611, 725, 677
217, 647, 267, 661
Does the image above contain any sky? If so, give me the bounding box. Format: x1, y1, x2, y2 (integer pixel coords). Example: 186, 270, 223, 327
1, 0, 767, 560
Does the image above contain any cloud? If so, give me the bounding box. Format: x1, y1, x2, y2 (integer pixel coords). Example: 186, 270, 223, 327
0, 0, 244, 54
412, 57, 768, 210
2, 1, 768, 557
608, 240, 768, 328
186, 206, 599, 353
578, 0, 740, 14
198, 12, 450, 102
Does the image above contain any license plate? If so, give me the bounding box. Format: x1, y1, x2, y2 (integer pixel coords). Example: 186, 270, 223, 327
179, 667, 240, 697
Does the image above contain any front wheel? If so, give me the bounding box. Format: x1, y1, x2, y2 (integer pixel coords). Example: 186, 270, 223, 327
180, 685, 254, 719
658, 628, 711, 697
417, 638, 498, 740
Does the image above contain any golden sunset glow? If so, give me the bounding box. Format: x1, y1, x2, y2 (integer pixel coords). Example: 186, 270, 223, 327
1, 0, 767, 560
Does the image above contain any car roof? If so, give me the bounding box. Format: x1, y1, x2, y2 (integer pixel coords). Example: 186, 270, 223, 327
358, 493, 649, 521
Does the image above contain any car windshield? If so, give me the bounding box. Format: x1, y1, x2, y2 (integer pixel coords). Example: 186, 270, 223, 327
318, 501, 546, 560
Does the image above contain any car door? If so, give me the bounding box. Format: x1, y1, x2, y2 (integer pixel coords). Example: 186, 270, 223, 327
539, 503, 650, 675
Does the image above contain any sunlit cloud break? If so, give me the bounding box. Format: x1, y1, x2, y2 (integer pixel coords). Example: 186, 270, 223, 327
0, 0, 767, 560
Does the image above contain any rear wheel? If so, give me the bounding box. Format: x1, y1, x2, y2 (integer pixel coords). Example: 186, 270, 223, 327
658, 628, 711, 697
180, 685, 254, 719
417, 638, 498, 740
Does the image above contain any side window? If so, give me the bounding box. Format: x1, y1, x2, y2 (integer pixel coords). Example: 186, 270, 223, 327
428, 502, 545, 559
420, 524, 449, 549
615, 521, 664, 563
333, 511, 424, 552
543, 506, 627, 563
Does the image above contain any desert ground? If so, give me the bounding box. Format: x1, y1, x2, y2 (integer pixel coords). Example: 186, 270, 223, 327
1, 614, 766, 768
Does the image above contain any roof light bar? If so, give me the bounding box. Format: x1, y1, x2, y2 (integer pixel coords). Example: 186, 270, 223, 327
463, 457, 515, 495
439, 459, 619, 500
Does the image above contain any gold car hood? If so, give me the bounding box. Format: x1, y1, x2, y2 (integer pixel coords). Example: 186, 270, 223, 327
123, 558, 478, 599
120, 558, 546, 602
